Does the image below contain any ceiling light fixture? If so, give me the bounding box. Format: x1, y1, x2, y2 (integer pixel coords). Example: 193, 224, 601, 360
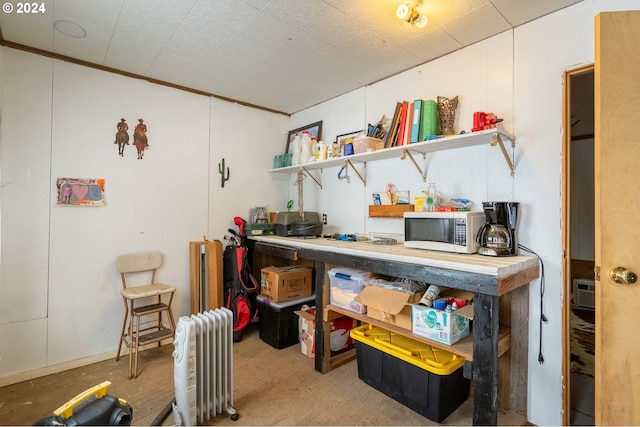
54, 20, 87, 38
396, 1, 428, 28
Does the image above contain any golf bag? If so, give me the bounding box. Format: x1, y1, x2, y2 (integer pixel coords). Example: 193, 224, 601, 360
223, 242, 259, 342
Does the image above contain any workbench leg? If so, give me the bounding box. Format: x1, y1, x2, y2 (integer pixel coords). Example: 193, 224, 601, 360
472, 293, 499, 425
314, 262, 326, 373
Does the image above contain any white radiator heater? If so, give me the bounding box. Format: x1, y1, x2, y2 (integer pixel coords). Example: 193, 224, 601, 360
172, 307, 238, 426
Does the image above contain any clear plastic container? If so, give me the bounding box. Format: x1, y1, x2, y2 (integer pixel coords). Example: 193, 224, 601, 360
425, 183, 438, 211
329, 267, 371, 313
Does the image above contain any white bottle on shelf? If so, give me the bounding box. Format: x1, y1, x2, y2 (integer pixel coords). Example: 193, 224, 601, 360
291, 132, 302, 166
300, 130, 312, 163
319, 141, 327, 160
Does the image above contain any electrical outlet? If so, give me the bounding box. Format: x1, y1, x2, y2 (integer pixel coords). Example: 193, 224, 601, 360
322, 213, 327, 224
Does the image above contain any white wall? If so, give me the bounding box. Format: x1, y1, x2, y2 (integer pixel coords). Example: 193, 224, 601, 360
289, 1, 637, 425
209, 98, 290, 234
289, 32, 515, 236
1, 1, 637, 424
0, 48, 52, 377
0, 48, 288, 383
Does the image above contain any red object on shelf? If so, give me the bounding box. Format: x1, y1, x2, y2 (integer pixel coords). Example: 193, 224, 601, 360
472, 111, 503, 132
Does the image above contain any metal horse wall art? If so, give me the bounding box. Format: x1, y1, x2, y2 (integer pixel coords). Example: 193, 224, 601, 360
114, 118, 150, 159
133, 118, 149, 159
114, 118, 129, 157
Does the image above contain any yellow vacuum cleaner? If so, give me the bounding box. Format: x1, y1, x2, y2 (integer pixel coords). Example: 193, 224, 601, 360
33, 381, 132, 426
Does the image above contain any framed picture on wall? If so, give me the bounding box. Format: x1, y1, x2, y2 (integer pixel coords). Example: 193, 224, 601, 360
285, 121, 323, 154
56, 177, 106, 206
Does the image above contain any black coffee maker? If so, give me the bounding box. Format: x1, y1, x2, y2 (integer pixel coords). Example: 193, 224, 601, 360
476, 201, 520, 256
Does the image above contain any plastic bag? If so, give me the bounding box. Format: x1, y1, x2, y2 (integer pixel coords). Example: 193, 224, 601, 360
364, 277, 426, 294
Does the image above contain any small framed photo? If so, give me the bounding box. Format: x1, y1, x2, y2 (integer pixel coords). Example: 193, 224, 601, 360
335, 130, 364, 156
285, 121, 323, 154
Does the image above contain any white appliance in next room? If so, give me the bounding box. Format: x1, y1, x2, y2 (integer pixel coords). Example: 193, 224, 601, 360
572, 278, 595, 310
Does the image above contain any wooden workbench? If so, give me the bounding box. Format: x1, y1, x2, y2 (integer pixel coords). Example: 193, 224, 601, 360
249, 235, 539, 425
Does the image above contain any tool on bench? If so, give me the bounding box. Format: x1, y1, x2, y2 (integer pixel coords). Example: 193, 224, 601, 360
325, 233, 358, 242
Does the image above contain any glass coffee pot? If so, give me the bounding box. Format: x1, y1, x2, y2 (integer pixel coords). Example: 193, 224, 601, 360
476, 201, 520, 256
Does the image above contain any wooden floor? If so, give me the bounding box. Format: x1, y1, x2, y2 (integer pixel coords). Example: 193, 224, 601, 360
570, 307, 595, 426
0, 324, 525, 426
570, 373, 595, 426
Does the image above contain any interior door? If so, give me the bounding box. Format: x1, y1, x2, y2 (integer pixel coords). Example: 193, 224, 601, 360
594, 10, 640, 426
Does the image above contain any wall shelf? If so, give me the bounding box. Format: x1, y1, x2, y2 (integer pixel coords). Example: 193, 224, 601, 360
368, 204, 414, 217
268, 128, 516, 183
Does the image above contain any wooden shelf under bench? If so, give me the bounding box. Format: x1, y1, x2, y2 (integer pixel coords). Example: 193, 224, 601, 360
324, 304, 510, 361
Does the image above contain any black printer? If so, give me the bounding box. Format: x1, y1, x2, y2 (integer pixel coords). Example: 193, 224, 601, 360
275, 211, 323, 237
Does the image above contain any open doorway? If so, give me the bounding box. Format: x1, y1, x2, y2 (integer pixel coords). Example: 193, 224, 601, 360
563, 65, 595, 426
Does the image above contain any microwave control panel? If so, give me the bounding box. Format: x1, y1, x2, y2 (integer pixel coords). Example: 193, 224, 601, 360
454, 219, 467, 245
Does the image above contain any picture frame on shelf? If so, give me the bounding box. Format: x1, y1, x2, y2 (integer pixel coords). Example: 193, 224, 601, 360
335, 130, 364, 156
285, 121, 323, 154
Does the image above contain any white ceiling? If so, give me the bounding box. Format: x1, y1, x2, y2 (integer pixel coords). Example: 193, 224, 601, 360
0, 0, 581, 115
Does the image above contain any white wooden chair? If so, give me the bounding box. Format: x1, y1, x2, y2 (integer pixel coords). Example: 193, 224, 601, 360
115, 251, 176, 379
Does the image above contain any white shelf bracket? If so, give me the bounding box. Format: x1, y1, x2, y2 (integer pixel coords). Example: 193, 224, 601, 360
491, 134, 515, 176
401, 149, 427, 182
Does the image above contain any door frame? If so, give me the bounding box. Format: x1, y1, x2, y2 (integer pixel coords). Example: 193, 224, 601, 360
561, 63, 594, 426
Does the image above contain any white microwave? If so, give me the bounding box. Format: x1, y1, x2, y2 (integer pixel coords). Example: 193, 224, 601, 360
404, 211, 485, 254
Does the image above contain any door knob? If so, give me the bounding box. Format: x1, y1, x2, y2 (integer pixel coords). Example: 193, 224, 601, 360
609, 266, 638, 284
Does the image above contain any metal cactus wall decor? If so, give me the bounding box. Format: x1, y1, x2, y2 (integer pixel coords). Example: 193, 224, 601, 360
219, 158, 230, 187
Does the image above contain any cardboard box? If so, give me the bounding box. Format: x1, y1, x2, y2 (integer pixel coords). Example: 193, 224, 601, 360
329, 267, 370, 314
354, 284, 422, 330
260, 266, 312, 303
411, 289, 474, 345
295, 307, 357, 359
353, 136, 383, 154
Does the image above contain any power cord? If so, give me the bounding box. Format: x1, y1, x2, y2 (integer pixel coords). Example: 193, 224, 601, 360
518, 244, 547, 364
